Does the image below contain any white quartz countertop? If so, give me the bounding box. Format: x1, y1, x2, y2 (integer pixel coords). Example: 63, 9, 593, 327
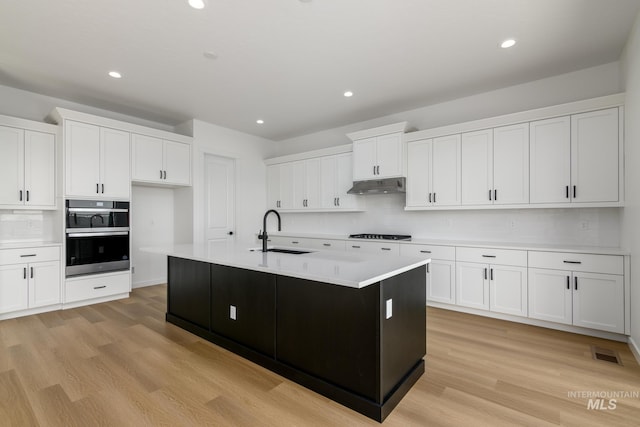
0, 241, 62, 250
141, 243, 430, 289
267, 232, 630, 256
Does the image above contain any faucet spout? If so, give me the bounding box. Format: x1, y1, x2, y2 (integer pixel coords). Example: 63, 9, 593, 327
260, 209, 281, 252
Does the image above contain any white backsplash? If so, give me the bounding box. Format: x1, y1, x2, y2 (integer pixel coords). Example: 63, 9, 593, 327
0, 210, 57, 242
280, 194, 622, 248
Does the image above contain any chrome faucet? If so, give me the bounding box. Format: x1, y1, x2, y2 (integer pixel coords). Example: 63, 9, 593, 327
258, 209, 281, 252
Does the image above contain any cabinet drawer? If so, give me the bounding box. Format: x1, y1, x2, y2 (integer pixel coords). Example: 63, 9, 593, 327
346, 241, 400, 255
305, 239, 346, 251
528, 251, 623, 275
65, 272, 130, 303
400, 244, 455, 260
0, 246, 60, 265
267, 236, 315, 249
456, 247, 527, 266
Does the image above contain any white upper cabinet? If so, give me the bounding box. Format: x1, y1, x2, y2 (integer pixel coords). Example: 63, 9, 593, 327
292, 159, 320, 209
267, 164, 281, 209
529, 116, 571, 204
571, 108, 619, 203
530, 108, 620, 205
461, 125, 529, 206
0, 125, 56, 209
131, 134, 191, 186
352, 133, 403, 180
407, 135, 461, 207
320, 153, 360, 210
65, 120, 130, 199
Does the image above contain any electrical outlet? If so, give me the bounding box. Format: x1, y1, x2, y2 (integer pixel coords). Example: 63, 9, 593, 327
386, 299, 393, 319
230, 305, 237, 320
131, 266, 135, 274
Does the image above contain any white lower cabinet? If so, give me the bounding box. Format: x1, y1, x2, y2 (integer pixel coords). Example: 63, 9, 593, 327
401, 244, 455, 304
64, 271, 130, 304
528, 251, 624, 334
489, 265, 528, 316
456, 262, 490, 310
346, 241, 400, 255
0, 246, 61, 315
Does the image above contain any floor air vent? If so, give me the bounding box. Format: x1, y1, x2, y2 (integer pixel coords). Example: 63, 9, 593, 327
591, 346, 623, 366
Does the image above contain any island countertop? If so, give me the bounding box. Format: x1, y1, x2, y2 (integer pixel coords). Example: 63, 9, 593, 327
142, 242, 430, 288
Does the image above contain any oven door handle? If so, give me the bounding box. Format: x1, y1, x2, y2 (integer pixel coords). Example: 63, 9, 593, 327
67, 231, 129, 237
67, 208, 129, 213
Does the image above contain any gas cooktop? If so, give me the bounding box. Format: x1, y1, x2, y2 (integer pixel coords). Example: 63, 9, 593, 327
348, 234, 412, 241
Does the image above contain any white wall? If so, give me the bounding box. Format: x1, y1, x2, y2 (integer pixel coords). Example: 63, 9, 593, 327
190, 120, 277, 247
621, 12, 640, 357
273, 61, 624, 248
275, 62, 622, 155
130, 186, 175, 288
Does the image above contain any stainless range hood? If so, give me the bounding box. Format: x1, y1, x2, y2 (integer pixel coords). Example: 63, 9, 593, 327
347, 177, 406, 195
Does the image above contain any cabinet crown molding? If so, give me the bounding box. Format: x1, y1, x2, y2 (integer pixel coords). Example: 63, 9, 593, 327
265, 144, 352, 165
346, 121, 409, 141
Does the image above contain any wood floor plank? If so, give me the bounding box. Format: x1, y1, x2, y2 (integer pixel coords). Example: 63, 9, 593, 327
1, 284, 639, 426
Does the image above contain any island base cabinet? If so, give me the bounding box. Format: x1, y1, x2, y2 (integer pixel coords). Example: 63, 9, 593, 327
167, 257, 210, 330
210, 265, 276, 357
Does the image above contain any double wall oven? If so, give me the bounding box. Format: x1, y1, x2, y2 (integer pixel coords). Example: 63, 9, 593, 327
65, 200, 130, 277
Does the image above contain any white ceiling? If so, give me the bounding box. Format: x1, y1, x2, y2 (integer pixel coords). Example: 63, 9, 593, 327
1, 0, 639, 141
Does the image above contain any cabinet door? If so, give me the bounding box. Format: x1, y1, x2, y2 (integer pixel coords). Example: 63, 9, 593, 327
335, 153, 358, 209
28, 261, 61, 308
320, 156, 337, 209
527, 268, 571, 325
376, 133, 403, 178
65, 121, 101, 197
461, 130, 493, 205
24, 131, 55, 208
163, 140, 191, 185
406, 140, 431, 207
0, 264, 28, 314
493, 124, 529, 205
291, 161, 306, 209
131, 134, 163, 182
427, 260, 455, 304
304, 158, 321, 209
432, 134, 461, 206
167, 257, 210, 330
455, 262, 489, 310
266, 164, 281, 209
571, 108, 619, 203
572, 272, 624, 333
352, 137, 376, 180
0, 126, 24, 205
100, 128, 130, 199
279, 162, 295, 210
489, 265, 527, 316
529, 116, 570, 204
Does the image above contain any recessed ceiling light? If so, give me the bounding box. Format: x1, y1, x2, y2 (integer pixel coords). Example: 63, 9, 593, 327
108, 71, 122, 79
256, 119, 264, 124
500, 39, 517, 49
344, 91, 354, 97
188, 0, 206, 9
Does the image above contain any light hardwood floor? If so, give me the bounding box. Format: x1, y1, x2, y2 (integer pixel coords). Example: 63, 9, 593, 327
1, 284, 639, 426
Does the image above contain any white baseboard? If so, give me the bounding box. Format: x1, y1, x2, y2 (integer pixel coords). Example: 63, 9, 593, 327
132, 278, 166, 289
629, 337, 640, 364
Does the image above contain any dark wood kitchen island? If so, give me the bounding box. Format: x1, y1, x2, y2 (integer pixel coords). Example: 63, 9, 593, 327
144, 243, 429, 422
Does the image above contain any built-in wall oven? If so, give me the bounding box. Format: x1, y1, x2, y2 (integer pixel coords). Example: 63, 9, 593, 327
65, 200, 130, 277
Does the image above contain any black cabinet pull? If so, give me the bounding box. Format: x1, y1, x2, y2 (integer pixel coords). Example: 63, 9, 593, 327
428, 193, 432, 203
336, 197, 340, 206
323, 243, 331, 247
566, 185, 569, 199
489, 189, 492, 201
420, 250, 431, 254
563, 260, 582, 264
164, 170, 167, 180
373, 165, 376, 176
376, 165, 380, 175
101, 184, 104, 194
494, 189, 497, 201
381, 247, 391, 251
352, 245, 361, 249
291, 241, 299, 244
482, 255, 496, 258
94, 285, 106, 290
23, 268, 26, 279
19, 190, 23, 201
484, 268, 487, 280
96, 183, 99, 193
426, 264, 429, 274
30, 267, 33, 279
573, 185, 576, 198
160, 170, 163, 179
490, 268, 494, 281
574, 276, 578, 290
26, 190, 29, 202
433, 193, 436, 203
20, 254, 36, 258
566, 276, 570, 290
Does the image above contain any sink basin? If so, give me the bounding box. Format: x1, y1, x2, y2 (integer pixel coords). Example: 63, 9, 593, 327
265, 248, 312, 255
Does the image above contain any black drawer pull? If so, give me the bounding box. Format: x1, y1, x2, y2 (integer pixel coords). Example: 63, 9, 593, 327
381, 248, 391, 251
482, 255, 496, 258
20, 254, 37, 258
323, 243, 331, 247
420, 250, 431, 254
291, 241, 299, 244
352, 245, 361, 249
563, 260, 582, 264
94, 285, 107, 290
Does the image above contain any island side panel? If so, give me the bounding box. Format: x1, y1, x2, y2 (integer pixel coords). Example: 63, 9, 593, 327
167, 256, 211, 331
276, 276, 381, 402
210, 264, 277, 357
380, 265, 427, 400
